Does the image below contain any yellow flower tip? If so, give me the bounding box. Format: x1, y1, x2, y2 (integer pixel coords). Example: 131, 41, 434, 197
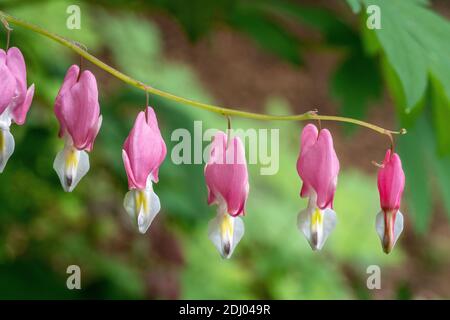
311, 207, 323, 227
135, 189, 149, 215
220, 213, 234, 240
65, 147, 79, 169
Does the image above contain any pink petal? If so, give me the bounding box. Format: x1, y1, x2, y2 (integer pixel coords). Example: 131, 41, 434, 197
0, 61, 15, 115
205, 132, 249, 217
123, 109, 166, 189
55, 65, 80, 137
11, 84, 34, 125
85, 115, 103, 152
297, 127, 340, 209
6, 48, 26, 84
377, 150, 405, 211
61, 70, 101, 150
297, 124, 319, 198
145, 106, 159, 129
145, 106, 167, 182
6, 47, 27, 107
300, 124, 319, 155
122, 149, 138, 189
0, 49, 5, 64
123, 112, 152, 188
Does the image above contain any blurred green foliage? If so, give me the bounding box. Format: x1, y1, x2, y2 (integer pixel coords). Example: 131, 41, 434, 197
0, 0, 448, 299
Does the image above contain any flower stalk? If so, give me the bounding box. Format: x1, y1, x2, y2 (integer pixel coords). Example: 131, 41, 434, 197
0, 10, 406, 138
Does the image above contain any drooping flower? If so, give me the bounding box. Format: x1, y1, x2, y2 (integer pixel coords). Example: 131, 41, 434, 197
296, 124, 340, 250
204, 131, 249, 259
53, 65, 102, 192
122, 107, 167, 234
376, 149, 405, 254
0, 47, 35, 172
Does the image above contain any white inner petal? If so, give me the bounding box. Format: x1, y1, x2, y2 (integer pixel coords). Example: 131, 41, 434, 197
298, 202, 337, 251
53, 143, 90, 192
0, 128, 15, 173
0, 108, 12, 130
123, 179, 161, 234
208, 210, 245, 259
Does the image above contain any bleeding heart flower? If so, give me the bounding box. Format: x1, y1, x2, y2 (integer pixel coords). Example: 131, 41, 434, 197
122, 107, 167, 234
204, 131, 249, 259
0, 47, 35, 173
376, 149, 405, 254
53, 65, 102, 192
296, 124, 340, 250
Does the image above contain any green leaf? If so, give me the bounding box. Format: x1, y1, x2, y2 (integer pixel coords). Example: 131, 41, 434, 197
431, 78, 450, 154
381, 57, 425, 128
359, 0, 450, 111
360, 12, 381, 55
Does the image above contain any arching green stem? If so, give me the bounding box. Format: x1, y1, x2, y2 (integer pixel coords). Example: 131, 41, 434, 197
0, 10, 406, 137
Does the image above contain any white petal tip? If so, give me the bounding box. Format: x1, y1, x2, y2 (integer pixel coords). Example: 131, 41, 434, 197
298, 207, 337, 251
123, 185, 161, 234
53, 146, 90, 192
138, 211, 152, 234
208, 213, 245, 259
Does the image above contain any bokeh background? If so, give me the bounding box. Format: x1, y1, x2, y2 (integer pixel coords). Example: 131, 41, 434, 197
0, 0, 449, 299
